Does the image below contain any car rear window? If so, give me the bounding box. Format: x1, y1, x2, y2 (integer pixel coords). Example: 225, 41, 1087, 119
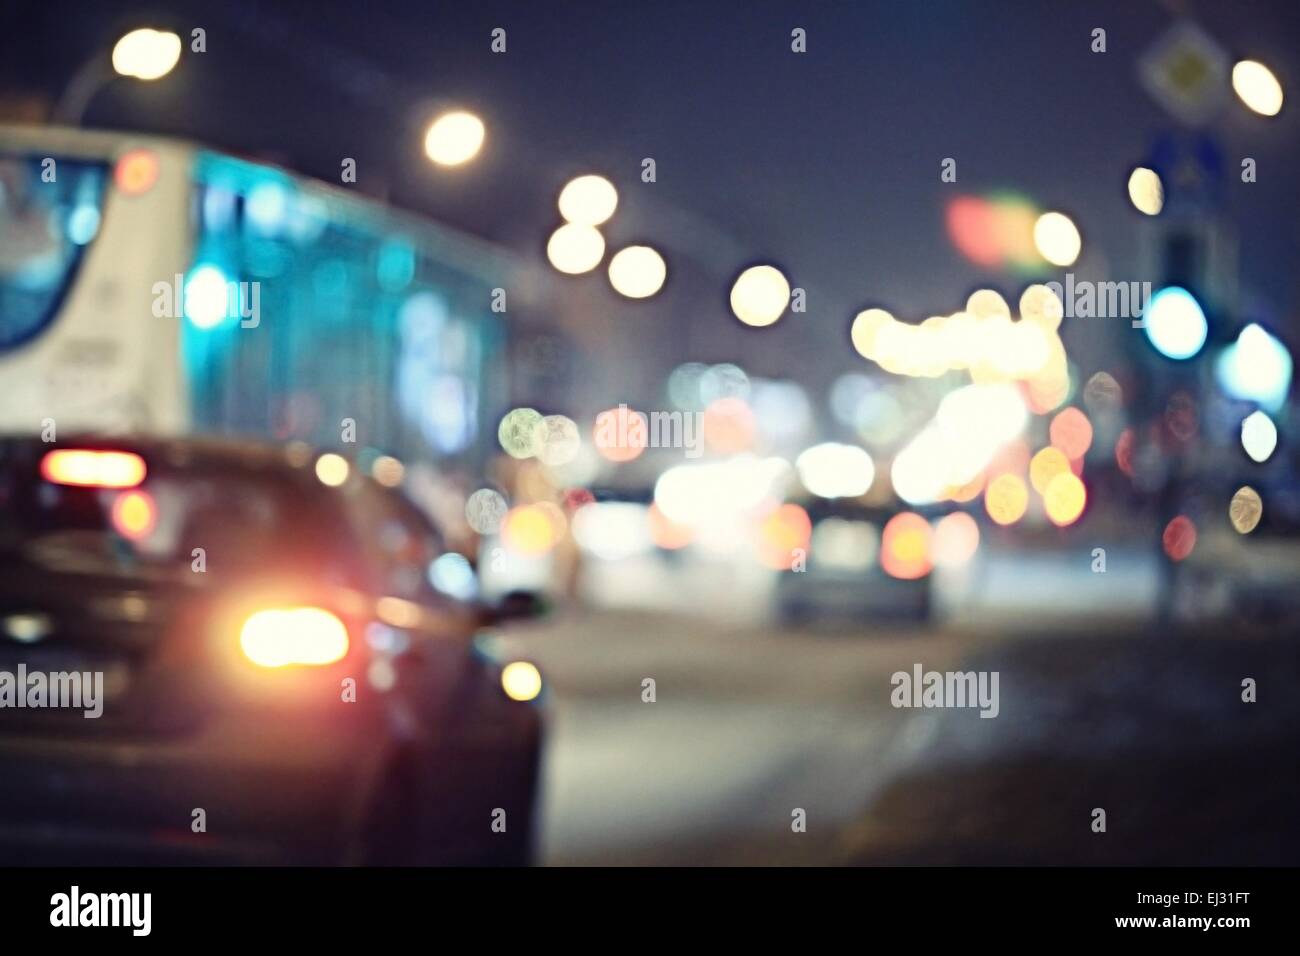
0, 449, 365, 586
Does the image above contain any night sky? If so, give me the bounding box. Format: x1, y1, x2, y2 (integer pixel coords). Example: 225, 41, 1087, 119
2, 0, 1297, 409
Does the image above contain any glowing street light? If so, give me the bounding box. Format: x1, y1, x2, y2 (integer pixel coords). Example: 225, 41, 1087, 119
547, 223, 605, 274
55, 27, 182, 125
558, 175, 618, 226
1127, 167, 1164, 216
730, 265, 790, 327
111, 28, 181, 80
1033, 211, 1081, 267
424, 111, 485, 166
607, 245, 666, 298
1232, 60, 1284, 117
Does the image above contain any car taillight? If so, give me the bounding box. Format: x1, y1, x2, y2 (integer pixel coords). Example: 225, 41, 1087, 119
239, 607, 350, 668
110, 489, 157, 540
41, 449, 147, 488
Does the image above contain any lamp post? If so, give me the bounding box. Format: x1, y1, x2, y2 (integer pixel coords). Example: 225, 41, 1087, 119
53, 28, 182, 126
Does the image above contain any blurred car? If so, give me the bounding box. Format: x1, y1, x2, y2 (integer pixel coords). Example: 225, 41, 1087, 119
0, 436, 544, 865
775, 499, 930, 626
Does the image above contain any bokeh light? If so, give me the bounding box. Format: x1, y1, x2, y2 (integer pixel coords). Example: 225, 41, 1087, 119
423, 111, 485, 166
558, 174, 618, 225
314, 452, 349, 487
593, 406, 648, 463
1127, 167, 1164, 216
1029, 446, 1071, 496
1162, 515, 1197, 561
881, 512, 933, 580
465, 488, 509, 534
1049, 407, 1093, 460
1143, 286, 1207, 360
112, 28, 181, 80
1232, 60, 1284, 117
758, 504, 812, 570
1229, 486, 1263, 534
932, 511, 979, 568
531, 414, 581, 466
1043, 472, 1086, 527
608, 245, 667, 299
501, 504, 565, 556
985, 473, 1029, 526
730, 265, 791, 327
498, 407, 544, 459
1033, 211, 1081, 267
547, 223, 605, 274
795, 443, 875, 499
1241, 410, 1278, 463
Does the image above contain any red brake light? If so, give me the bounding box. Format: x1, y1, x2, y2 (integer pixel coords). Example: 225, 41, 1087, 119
41, 449, 147, 488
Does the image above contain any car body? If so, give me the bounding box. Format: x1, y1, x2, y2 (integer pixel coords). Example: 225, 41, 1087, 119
0, 435, 544, 865
774, 499, 930, 627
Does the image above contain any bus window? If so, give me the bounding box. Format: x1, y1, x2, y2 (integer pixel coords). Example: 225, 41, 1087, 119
0, 156, 107, 351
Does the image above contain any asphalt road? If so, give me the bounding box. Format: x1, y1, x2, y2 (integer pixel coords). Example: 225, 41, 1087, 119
517, 609, 972, 865
514, 609, 1300, 866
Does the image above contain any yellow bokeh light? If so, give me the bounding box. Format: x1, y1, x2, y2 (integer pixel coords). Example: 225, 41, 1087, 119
607, 245, 667, 299
501, 505, 563, 556
1033, 211, 1081, 267
423, 111, 485, 166
1127, 167, 1164, 216
730, 265, 791, 327
850, 308, 895, 359
1232, 60, 1284, 117
501, 661, 543, 702
547, 223, 605, 275
984, 473, 1028, 526
1029, 446, 1071, 496
558, 175, 618, 226
314, 453, 350, 487
112, 28, 181, 80
1043, 472, 1086, 526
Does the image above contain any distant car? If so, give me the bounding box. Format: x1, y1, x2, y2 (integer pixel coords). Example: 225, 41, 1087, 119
774, 499, 930, 627
0, 436, 545, 865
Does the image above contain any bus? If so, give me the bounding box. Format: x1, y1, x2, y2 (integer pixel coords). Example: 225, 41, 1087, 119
0, 124, 515, 469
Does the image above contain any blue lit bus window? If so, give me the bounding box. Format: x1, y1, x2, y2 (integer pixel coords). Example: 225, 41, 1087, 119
0, 156, 107, 351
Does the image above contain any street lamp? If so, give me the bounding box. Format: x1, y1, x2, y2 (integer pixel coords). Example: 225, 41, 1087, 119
112, 28, 182, 81
423, 111, 485, 166
54, 27, 181, 125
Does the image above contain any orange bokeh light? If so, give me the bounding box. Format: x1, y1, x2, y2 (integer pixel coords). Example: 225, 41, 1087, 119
1050, 407, 1093, 460
1029, 446, 1070, 496
881, 511, 933, 579
501, 504, 564, 555
1043, 472, 1086, 526
758, 504, 812, 570
111, 490, 157, 541
984, 473, 1029, 526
